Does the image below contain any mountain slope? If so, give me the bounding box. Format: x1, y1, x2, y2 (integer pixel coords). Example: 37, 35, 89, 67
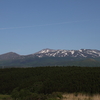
0, 52, 20, 60
30, 48, 100, 58
0, 48, 100, 67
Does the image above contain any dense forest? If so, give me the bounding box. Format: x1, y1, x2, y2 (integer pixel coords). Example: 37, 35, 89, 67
0, 66, 100, 100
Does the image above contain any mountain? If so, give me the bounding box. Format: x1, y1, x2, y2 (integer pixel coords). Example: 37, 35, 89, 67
0, 48, 100, 68
30, 48, 100, 58
0, 52, 20, 60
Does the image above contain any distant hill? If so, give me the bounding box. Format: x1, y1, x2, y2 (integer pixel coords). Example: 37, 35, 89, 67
0, 48, 100, 68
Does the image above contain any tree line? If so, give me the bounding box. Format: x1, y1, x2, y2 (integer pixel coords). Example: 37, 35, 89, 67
0, 66, 100, 99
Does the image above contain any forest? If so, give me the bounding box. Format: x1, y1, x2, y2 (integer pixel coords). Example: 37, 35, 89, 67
0, 66, 100, 100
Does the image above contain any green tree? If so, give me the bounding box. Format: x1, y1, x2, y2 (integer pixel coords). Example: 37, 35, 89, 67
11, 88, 19, 100
19, 89, 31, 100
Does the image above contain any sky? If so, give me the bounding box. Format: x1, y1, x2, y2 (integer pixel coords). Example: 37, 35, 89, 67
0, 0, 100, 55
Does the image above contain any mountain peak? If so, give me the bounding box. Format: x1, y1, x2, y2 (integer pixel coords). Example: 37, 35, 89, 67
5, 52, 19, 54
38, 48, 56, 54
32, 48, 100, 58
0, 52, 20, 61
0, 49, 100, 67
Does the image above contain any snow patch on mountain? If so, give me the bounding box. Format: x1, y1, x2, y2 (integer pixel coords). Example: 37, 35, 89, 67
2, 48, 100, 59
70, 50, 74, 55
32, 48, 100, 58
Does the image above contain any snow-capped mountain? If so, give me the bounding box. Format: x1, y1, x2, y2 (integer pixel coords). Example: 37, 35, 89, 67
1, 48, 100, 60
31, 48, 100, 58
0, 49, 100, 67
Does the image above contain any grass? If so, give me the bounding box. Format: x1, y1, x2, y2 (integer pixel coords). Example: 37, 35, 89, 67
62, 93, 100, 100
0, 94, 12, 100
0, 93, 100, 100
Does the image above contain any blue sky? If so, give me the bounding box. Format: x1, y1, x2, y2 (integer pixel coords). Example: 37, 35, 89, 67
0, 0, 100, 55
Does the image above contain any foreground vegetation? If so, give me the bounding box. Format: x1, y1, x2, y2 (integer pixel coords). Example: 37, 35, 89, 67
0, 94, 12, 100
1, 93, 100, 100
62, 93, 100, 100
0, 66, 100, 100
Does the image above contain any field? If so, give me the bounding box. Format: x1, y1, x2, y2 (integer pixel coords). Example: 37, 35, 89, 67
0, 94, 12, 100
0, 93, 100, 100
62, 93, 100, 100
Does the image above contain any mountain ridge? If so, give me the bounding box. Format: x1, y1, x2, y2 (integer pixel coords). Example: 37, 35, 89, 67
1, 48, 100, 58
30, 48, 100, 58
0, 48, 100, 67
